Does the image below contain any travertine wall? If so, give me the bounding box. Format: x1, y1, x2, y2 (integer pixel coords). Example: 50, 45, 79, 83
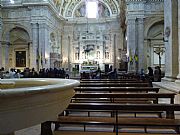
126, 0, 164, 73
0, 0, 63, 71
163, 0, 179, 81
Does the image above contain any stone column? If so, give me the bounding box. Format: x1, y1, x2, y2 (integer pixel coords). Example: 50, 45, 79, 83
144, 39, 149, 72
127, 17, 136, 72
0, 6, 2, 68
31, 23, 38, 70
3, 43, 9, 70
44, 23, 50, 68
0, 17, 2, 68
113, 34, 116, 68
137, 18, 145, 72
68, 36, 71, 70
176, 0, 180, 82
163, 0, 178, 82
39, 23, 50, 69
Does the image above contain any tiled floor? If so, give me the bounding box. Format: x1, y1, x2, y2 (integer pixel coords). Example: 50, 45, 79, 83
15, 125, 41, 135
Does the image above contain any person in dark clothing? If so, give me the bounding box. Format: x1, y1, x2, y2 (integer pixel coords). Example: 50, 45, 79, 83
95, 67, 102, 79
154, 66, 161, 82
148, 66, 154, 81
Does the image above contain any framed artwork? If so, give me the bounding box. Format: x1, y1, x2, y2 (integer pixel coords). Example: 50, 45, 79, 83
16, 51, 26, 67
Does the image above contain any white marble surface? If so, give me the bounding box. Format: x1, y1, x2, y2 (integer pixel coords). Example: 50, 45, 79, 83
153, 80, 180, 94
0, 78, 79, 135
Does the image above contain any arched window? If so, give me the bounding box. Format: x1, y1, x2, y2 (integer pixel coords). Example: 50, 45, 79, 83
86, 0, 98, 18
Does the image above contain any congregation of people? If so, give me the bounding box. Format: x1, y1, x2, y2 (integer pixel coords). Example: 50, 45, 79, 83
0, 66, 161, 82
81, 66, 118, 80
0, 67, 70, 79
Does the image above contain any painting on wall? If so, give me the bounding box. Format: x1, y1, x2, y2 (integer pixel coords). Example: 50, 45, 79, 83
75, 2, 110, 17
16, 51, 26, 67
75, 4, 86, 17
98, 2, 110, 17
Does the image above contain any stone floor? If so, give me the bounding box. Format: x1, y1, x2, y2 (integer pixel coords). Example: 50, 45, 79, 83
15, 85, 180, 135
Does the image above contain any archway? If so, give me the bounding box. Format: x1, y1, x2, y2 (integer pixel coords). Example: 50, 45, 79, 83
146, 21, 165, 74
9, 27, 30, 70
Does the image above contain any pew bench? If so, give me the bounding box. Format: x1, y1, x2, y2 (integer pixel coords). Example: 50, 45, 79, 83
80, 79, 139, 82
80, 80, 146, 83
56, 116, 180, 134
54, 131, 174, 135
79, 82, 150, 87
74, 87, 160, 93
68, 93, 175, 117
72, 93, 175, 104
52, 103, 180, 135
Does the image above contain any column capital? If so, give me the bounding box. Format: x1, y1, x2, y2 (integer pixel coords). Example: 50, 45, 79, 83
39, 23, 49, 29
31, 23, 39, 29
137, 17, 144, 21
127, 18, 136, 25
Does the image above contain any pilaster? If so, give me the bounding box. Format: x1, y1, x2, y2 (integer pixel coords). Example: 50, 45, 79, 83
68, 36, 71, 70
113, 34, 117, 68
39, 23, 50, 69
176, 0, 180, 82
0, 17, 2, 68
163, 0, 178, 81
137, 18, 145, 72
2, 43, 9, 70
127, 18, 136, 72
31, 23, 38, 70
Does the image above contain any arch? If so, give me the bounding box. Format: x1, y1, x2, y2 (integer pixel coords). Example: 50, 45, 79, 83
65, 0, 116, 18
2, 24, 31, 43
9, 27, 30, 44
8, 27, 30, 69
144, 17, 164, 39
147, 21, 164, 39
145, 18, 165, 72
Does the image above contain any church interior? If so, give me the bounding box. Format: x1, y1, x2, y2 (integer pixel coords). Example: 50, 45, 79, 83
1, 0, 180, 135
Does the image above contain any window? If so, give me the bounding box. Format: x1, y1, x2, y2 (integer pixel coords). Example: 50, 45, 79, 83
10, 0, 14, 4
153, 47, 165, 65
86, 1, 98, 18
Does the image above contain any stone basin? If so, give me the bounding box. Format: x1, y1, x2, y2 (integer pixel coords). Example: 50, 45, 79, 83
0, 78, 79, 135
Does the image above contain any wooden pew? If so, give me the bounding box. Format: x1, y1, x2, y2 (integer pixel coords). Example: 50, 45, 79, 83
79, 82, 150, 87
81, 79, 138, 81
72, 93, 175, 104
69, 93, 175, 117
74, 87, 160, 93
67, 103, 179, 119
53, 103, 180, 134
80, 80, 146, 83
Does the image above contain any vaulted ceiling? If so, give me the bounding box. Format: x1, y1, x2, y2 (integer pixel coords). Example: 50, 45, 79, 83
53, 0, 120, 18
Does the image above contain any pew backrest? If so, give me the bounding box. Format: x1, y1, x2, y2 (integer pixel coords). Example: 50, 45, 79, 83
72, 93, 175, 104
68, 103, 180, 119
74, 87, 160, 93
